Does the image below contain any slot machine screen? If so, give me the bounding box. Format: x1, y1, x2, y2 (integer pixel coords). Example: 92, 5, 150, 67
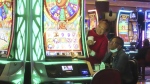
118, 13, 130, 43
147, 12, 150, 19
0, 1, 14, 56
87, 9, 98, 30
130, 12, 137, 20
43, 0, 83, 57
146, 22, 150, 41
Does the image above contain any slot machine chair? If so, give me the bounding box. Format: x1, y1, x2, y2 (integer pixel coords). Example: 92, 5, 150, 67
128, 59, 138, 84
91, 69, 121, 84
138, 49, 150, 80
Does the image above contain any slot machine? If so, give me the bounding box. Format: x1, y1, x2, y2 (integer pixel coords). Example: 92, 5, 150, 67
0, 0, 26, 83
31, 0, 94, 84
87, 9, 98, 30
129, 11, 140, 58
116, 10, 139, 59
145, 10, 150, 42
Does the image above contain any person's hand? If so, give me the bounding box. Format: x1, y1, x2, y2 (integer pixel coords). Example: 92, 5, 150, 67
105, 63, 111, 68
87, 40, 96, 46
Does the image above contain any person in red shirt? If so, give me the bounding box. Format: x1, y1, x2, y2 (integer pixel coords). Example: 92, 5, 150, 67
86, 19, 110, 66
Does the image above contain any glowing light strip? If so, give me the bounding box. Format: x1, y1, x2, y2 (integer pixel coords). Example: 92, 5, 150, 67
142, 30, 145, 45
35, 60, 87, 65
41, 77, 92, 81
124, 45, 130, 46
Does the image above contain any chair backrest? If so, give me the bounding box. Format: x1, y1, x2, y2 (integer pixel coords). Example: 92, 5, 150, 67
145, 49, 150, 63
128, 59, 138, 84
91, 68, 121, 84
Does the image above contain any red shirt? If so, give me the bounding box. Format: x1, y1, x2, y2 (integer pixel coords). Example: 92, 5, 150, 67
86, 28, 108, 65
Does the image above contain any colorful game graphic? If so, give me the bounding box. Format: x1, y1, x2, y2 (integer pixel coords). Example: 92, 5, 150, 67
130, 12, 137, 21
129, 21, 138, 42
44, 0, 82, 56
118, 14, 130, 42
87, 9, 98, 30
0, 0, 13, 56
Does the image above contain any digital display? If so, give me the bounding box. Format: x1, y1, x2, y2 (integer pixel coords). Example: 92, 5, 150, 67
146, 22, 150, 41
88, 9, 98, 30
147, 12, 150, 19
81, 69, 89, 76
0, 0, 13, 56
129, 22, 138, 42
118, 14, 130, 42
62, 65, 73, 71
44, 0, 82, 56
130, 12, 137, 19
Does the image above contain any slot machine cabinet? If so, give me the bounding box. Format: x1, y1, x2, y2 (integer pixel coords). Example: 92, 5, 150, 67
0, 0, 26, 84
30, 0, 94, 84
116, 10, 139, 59
129, 12, 140, 58
129, 12, 139, 44
145, 10, 150, 42
116, 10, 132, 49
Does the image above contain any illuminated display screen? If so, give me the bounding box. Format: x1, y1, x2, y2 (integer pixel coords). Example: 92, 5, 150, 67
88, 10, 98, 30
130, 22, 138, 42
62, 65, 73, 71
146, 22, 150, 41
44, 0, 82, 56
130, 12, 137, 19
118, 14, 130, 42
147, 12, 150, 19
0, 0, 13, 56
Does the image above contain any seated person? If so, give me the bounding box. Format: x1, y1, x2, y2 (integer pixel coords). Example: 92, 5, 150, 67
86, 19, 110, 66
102, 36, 133, 84
135, 39, 150, 60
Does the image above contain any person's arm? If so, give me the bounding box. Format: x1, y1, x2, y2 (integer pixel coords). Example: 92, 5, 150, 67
113, 53, 129, 74
86, 30, 96, 56
87, 40, 96, 56
102, 52, 112, 68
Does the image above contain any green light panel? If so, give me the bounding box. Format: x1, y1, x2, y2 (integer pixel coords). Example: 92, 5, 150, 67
31, 0, 44, 61
9, 0, 27, 60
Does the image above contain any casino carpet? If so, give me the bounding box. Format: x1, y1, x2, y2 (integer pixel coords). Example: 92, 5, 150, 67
138, 67, 150, 83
